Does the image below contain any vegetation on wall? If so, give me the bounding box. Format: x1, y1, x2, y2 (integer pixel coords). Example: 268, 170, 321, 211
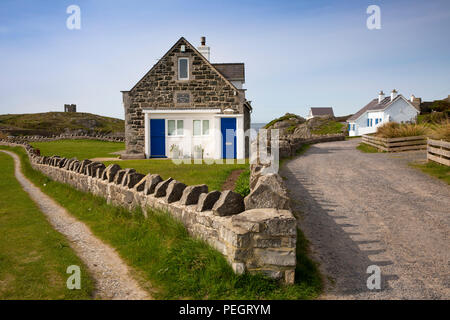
375, 122, 428, 138
234, 169, 250, 197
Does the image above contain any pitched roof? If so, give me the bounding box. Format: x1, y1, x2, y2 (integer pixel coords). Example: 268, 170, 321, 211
347, 95, 414, 122
310, 107, 334, 116
128, 37, 240, 92
212, 63, 245, 81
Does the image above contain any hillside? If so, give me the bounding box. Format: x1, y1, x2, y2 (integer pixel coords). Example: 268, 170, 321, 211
0, 112, 124, 136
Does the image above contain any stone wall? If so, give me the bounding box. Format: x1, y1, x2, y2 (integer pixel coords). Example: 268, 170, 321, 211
7, 133, 124, 143
0, 139, 296, 284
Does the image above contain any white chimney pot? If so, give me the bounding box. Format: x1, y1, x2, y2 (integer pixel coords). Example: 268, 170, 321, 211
391, 89, 398, 101
197, 36, 210, 61
378, 90, 385, 103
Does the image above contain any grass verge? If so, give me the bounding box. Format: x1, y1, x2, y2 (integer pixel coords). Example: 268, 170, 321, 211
356, 143, 379, 153
410, 161, 450, 185
0, 145, 323, 300
30, 139, 125, 160
0, 152, 94, 299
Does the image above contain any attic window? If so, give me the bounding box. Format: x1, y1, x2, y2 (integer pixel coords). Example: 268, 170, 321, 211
178, 58, 189, 80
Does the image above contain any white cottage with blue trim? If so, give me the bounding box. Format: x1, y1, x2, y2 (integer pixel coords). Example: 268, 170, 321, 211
121, 37, 251, 160
347, 90, 420, 137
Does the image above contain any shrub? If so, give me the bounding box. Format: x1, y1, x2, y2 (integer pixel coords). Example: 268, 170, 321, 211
376, 122, 428, 138
429, 120, 450, 142
430, 100, 450, 112
418, 111, 449, 124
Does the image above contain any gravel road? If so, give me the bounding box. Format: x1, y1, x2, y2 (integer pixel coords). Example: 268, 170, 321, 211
1, 150, 151, 300
281, 139, 449, 299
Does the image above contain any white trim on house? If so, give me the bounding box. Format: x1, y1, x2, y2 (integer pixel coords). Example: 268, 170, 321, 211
143, 110, 244, 160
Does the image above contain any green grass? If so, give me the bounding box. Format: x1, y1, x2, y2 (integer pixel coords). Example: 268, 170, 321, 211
0, 112, 124, 135
311, 121, 344, 135
356, 143, 379, 153
234, 169, 250, 197
30, 139, 125, 160
410, 161, 450, 185
0, 152, 94, 299
104, 159, 248, 192
0, 145, 323, 300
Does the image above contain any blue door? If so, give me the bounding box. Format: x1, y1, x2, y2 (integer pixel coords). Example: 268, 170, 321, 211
150, 119, 166, 158
221, 118, 237, 159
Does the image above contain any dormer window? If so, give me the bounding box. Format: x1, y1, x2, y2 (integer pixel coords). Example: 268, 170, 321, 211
178, 58, 189, 80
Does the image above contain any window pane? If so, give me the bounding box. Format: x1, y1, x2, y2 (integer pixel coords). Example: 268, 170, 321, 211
202, 120, 209, 135
179, 59, 188, 79
168, 120, 175, 136
177, 120, 184, 135
193, 120, 201, 136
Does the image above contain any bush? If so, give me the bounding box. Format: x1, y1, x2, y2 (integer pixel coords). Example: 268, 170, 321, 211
430, 100, 450, 112
375, 122, 428, 138
417, 111, 449, 125
429, 120, 450, 142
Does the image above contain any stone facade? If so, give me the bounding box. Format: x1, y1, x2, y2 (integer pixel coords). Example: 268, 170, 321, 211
122, 37, 251, 156
1, 139, 296, 284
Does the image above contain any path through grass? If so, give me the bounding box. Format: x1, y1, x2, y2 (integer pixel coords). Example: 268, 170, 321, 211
0, 152, 94, 299
0, 145, 323, 300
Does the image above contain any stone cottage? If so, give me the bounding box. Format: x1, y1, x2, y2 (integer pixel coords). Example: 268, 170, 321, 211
121, 37, 252, 159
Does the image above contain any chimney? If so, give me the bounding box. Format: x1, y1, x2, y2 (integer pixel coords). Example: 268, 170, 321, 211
378, 90, 385, 103
391, 89, 398, 101
410, 94, 415, 102
197, 36, 210, 61
410, 94, 422, 111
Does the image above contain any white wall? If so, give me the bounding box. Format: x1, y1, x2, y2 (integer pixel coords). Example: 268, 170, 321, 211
348, 96, 418, 136
144, 111, 245, 160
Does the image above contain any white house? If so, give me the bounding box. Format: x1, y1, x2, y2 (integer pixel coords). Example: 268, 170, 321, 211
347, 90, 420, 137
306, 107, 334, 120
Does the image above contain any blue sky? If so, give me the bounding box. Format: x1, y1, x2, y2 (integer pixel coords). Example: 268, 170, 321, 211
0, 0, 449, 122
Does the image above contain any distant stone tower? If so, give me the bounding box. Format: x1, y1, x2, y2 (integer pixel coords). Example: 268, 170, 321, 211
64, 104, 77, 112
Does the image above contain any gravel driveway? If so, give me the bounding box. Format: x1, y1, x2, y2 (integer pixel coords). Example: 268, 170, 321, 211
281, 138, 449, 299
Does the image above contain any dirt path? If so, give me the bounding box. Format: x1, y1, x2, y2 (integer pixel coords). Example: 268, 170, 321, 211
281, 139, 450, 299
0, 150, 151, 300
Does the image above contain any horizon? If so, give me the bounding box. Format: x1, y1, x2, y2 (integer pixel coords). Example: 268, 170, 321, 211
1, 0, 450, 122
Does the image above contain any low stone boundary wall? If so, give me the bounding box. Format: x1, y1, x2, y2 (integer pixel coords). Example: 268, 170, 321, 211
362, 134, 426, 152
0, 139, 296, 284
427, 138, 450, 166
7, 133, 124, 143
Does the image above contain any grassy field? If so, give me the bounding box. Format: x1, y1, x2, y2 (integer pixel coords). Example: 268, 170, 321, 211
0, 112, 124, 136
0, 152, 94, 299
30, 139, 125, 160
0, 145, 323, 300
356, 143, 380, 153
105, 159, 248, 191
410, 161, 450, 185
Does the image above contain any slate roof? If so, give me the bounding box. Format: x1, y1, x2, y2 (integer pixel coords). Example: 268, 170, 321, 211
212, 63, 245, 82
347, 96, 395, 121
310, 107, 334, 116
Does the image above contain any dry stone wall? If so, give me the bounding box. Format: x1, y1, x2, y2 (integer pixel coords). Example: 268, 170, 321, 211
0, 139, 296, 284
7, 133, 124, 143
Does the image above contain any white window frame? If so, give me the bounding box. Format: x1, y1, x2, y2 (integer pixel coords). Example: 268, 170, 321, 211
178, 57, 189, 80
167, 119, 184, 136
192, 119, 210, 136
